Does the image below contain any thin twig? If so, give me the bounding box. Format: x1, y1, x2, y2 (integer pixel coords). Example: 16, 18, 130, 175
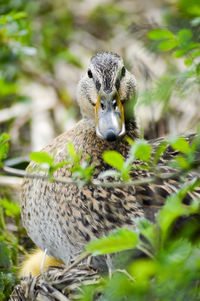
2, 165, 191, 188
17, 244, 28, 256
41, 249, 48, 275
137, 244, 154, 259
0, 175, 23, 186
60, 251, 90, 275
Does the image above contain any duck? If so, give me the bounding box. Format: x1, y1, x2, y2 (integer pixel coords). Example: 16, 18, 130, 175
20, 52, 200, 277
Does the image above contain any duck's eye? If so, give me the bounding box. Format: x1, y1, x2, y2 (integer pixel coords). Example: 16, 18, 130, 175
112, 99, 117, 110
88, 69, 93, 78
121, 66, 126, 77
100, 101, 105, 110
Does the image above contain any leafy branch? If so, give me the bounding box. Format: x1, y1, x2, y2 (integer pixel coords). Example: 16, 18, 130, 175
2, 134, 200, 189
3, 164, 200, 190
148, 28, 200, 67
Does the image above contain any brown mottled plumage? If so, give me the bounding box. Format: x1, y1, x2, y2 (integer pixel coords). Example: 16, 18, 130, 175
20, 52, 200, 275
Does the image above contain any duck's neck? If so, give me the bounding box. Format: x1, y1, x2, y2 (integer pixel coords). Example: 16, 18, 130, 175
125, 117, 139, 140
123, 97, 138, 139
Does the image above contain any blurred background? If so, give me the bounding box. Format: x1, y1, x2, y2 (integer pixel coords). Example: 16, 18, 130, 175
0, 0, 200, 158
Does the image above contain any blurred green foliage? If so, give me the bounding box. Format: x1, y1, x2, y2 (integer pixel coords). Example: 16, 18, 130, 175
139, 0, 200, 124
0, 132, 28, 300
0, 9, 29, 105
0, 0, 82, 118
0, 133, 10, 166
148, 27, 200, 66
141, 21, 200, 114
0, 134, 22, 300
0, 211, 19, 300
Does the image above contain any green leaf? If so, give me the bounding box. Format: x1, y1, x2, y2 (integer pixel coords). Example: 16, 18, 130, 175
178, 29, 193, 44
131, 140, 152, 162
0, 242, 11, 268
53, 161, 69, 170
0, 133, 10, 145
30, 152, 54, 165
12, 12, 27, 20
137, 219, 158, 249
196, 63, 200, 75
187, 42, 199, 51
184, 57, 193, 66
67, 142, 77, 159
0, 78, 18, 96
166, 239, 192, 264
158, 196, 183, 242
87, 229, 139, 255
0, 133, 10, 166
191, 49, 200, 58
1, 199, 20, 218
153, 141, 168, 165
148, 29, 174, 40
158, 39, 178, 51
173, 49, 188, 58
191, 17, 200, 26
174, 155, 191, 169
103, 151, 124, 171
170, 137, 190, 154
129, 259, 157, 282
187, 5, 200, 17
158, 183, 199, 243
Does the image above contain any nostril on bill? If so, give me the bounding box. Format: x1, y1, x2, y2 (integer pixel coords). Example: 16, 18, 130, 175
106, 130, 117, 142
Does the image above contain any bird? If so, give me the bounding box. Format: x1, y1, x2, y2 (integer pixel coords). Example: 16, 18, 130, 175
20, 52, 200, 277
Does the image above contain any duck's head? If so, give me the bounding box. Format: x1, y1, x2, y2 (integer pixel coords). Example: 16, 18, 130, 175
77, 52, 137, 142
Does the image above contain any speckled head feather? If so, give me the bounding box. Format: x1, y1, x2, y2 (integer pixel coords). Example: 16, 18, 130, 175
90, 52, 122, 93
77, 52, 137, 121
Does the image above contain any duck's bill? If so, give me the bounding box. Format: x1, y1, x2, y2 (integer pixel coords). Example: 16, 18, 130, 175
95, 91, 125, 141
